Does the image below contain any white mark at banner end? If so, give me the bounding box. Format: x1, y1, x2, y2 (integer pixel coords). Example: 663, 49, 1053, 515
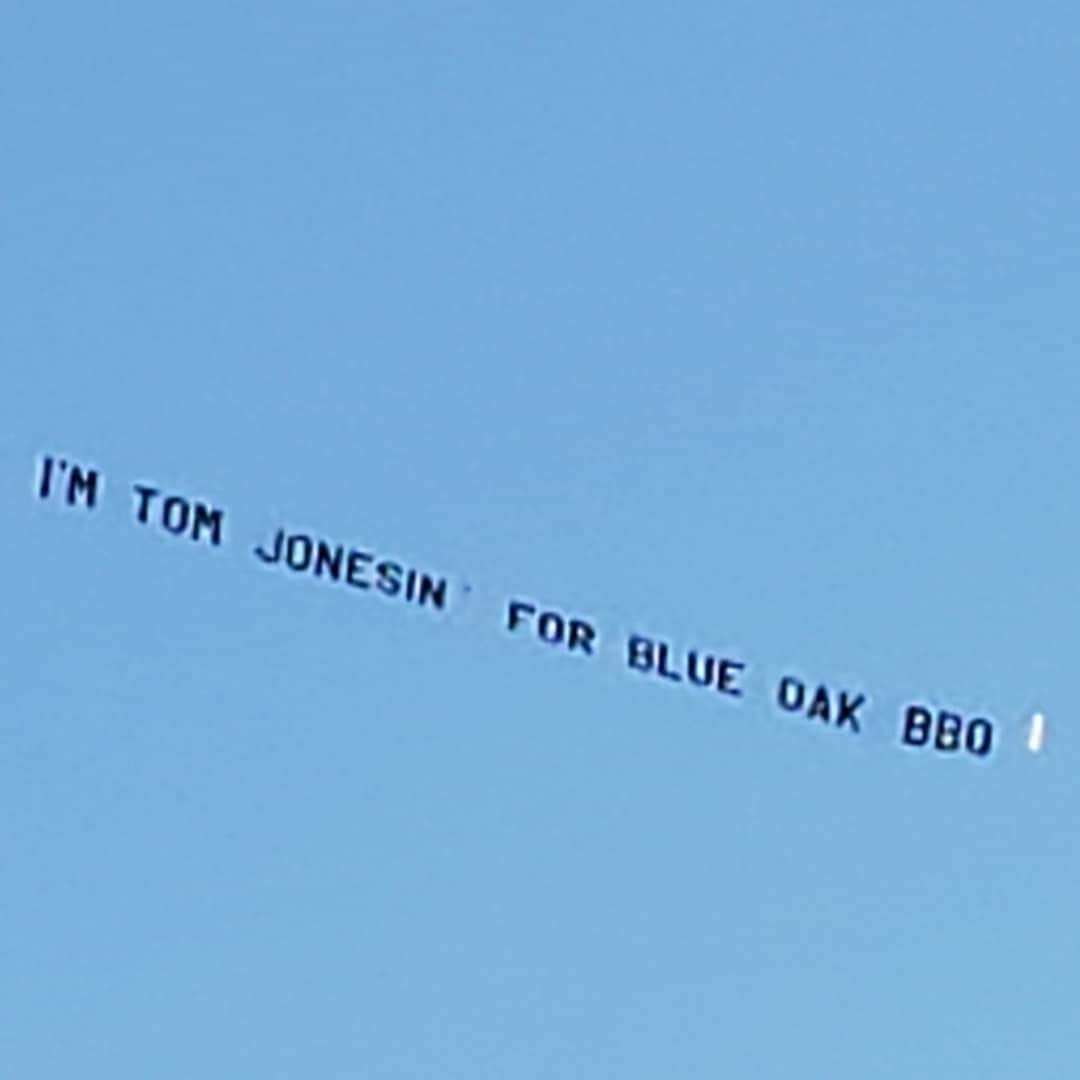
1027, 712, 1046, 753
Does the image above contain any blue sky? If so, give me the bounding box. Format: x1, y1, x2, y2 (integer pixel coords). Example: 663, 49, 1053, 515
4, 5, 1079, 1076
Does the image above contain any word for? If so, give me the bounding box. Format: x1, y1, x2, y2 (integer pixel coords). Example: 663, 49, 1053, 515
34, 452, 1016, 763
506, 599, 596, 653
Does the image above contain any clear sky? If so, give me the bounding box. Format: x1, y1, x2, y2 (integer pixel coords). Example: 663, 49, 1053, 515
5, 4, 1079, 1076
